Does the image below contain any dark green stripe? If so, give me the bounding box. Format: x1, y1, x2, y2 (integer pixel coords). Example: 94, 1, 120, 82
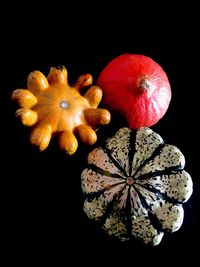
85, 189, 105, 202
133, 185, 163, 233
128, 130, 136, 176
85, 181, 126, 201
103, 146, 128, 177
133, 143, 165, 178
88, 164, 125, 179
125, 186, 132, 237
135, 167, 183, 181
135, 181, 182, 205
100, 184, 127, 224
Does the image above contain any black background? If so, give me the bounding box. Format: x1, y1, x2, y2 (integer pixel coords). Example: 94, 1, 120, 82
1, 7, 199, 265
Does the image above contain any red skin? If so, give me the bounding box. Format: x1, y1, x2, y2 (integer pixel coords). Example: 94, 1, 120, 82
97, 54, 171, 129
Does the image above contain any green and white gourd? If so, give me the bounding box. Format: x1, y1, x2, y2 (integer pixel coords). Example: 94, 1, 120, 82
81, 127, 193, 245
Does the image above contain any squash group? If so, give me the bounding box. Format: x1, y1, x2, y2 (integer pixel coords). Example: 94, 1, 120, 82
12, 65, 111, 155
81, 127, 193, 245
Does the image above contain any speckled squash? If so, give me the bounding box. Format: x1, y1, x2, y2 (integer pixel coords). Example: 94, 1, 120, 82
81, 127, 193, 245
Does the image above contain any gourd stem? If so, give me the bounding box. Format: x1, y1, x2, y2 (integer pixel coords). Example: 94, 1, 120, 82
137, 75, 153, 91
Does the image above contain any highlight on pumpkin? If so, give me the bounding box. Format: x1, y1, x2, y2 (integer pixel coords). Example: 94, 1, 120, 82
11, 65, 111, 155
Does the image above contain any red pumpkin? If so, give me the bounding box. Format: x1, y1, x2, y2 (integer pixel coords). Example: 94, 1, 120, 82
97, 54, 171, 129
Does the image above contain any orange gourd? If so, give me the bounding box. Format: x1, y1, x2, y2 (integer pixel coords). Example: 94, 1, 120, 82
11, 65, 111, 155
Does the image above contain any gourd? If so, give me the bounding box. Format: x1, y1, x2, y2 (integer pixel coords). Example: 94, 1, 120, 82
11, 65, 111, 155
97, 54, 171, 129
81, 127, 193, 245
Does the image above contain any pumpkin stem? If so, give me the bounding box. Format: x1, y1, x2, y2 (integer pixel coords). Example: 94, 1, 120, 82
126, 177, 134, 185
137, 75, 154, 92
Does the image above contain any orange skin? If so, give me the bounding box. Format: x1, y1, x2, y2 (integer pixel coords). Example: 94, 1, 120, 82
12, 66, 111, 155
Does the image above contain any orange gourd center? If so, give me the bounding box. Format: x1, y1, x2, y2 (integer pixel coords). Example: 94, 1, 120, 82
33, 84, 89, 132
